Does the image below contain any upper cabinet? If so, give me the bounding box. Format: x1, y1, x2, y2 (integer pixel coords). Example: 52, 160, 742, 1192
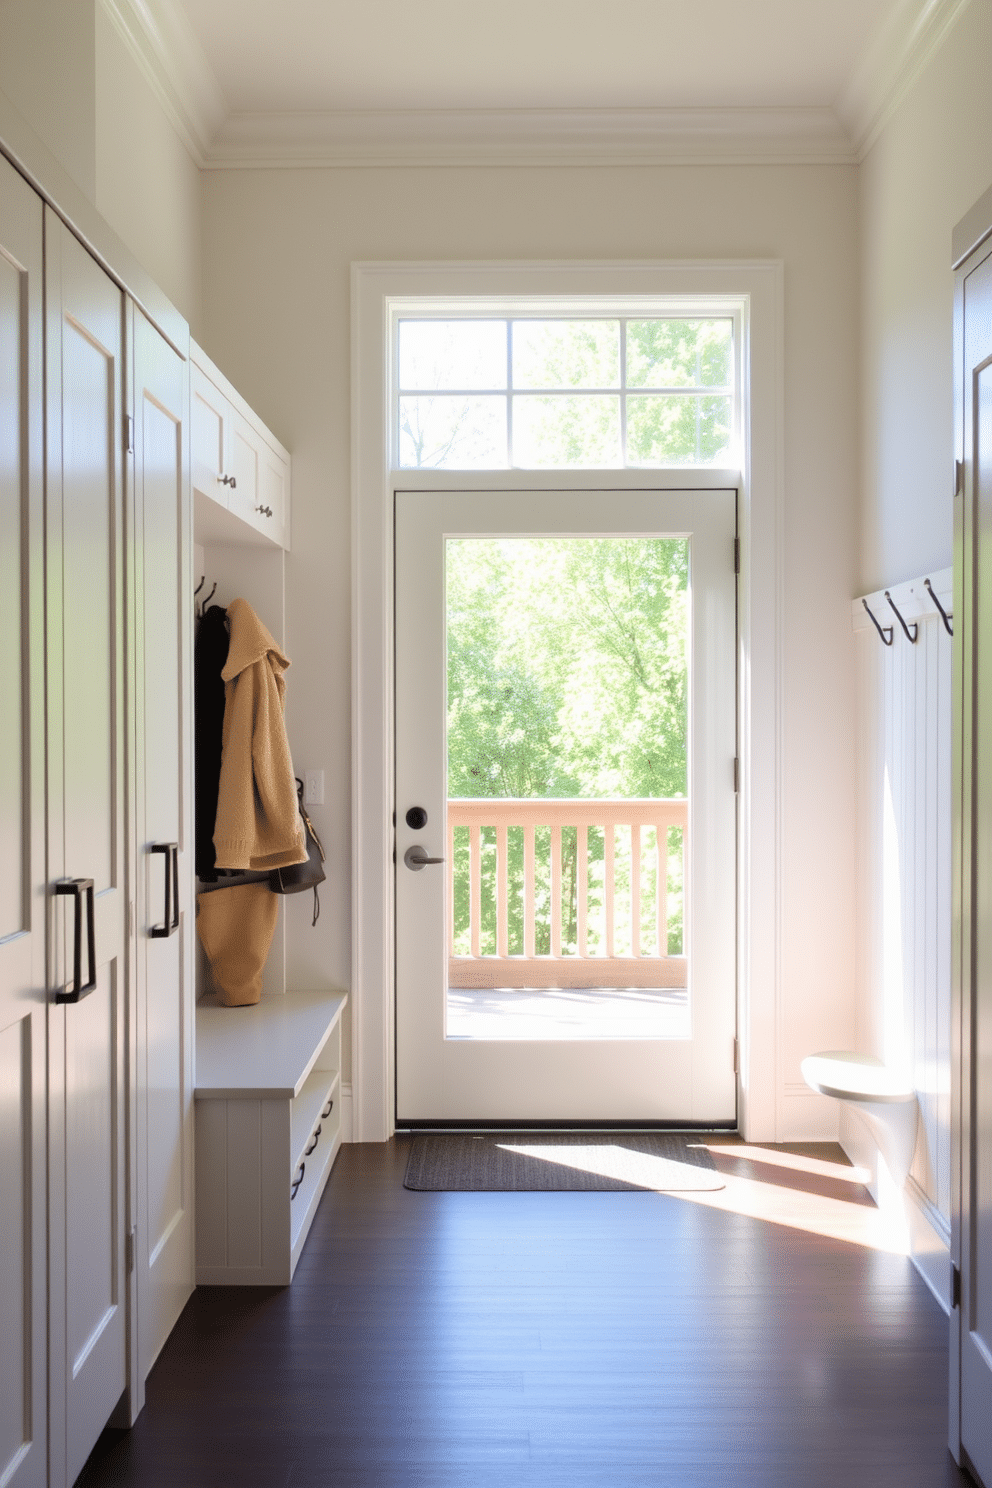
190, 340, 290, 550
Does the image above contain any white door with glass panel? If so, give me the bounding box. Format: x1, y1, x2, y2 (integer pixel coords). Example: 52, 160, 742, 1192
395, 487, 737, 1123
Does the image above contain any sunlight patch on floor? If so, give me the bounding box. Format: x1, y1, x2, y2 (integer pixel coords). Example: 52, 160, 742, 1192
688, 1143, 909, 1254
495, 1142, 723, 1191
488, 1139, 909, 1254
705, 1142, 872, 1186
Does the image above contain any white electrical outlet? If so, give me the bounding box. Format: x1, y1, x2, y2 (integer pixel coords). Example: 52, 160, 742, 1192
304, 770, 325, 806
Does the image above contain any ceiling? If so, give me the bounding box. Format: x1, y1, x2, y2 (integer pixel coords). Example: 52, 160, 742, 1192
105, 0, 969, 166
174, 0, 898, 115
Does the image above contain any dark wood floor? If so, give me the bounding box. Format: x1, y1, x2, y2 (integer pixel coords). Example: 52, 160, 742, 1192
78, 1137, 972, 1487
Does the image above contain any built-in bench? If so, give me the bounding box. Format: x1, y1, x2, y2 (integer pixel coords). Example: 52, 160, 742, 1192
194, 989, 347, 1284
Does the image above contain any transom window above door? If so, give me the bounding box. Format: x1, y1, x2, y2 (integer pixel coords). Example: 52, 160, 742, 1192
395, 316, 736, 470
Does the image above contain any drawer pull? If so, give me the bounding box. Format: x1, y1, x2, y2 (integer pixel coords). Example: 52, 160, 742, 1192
321, 1099, 334, 1120
255, 504, 273, 518
291, 1161, 305, 1200
218, 473, 237, 488
304, 1125, 321, 1157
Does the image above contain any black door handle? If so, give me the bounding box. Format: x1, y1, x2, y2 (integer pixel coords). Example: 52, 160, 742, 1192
55, 878, 97, 1003
150, 843, 179, 938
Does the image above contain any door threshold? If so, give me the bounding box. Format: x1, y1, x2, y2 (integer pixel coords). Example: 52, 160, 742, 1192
396, 1120, 738, 1133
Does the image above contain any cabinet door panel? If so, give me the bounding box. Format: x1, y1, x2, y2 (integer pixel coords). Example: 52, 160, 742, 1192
229, 412, 260, 528
259, 442, 288, 548
46, 212, 127, 1488
61, 314, 116, 896
191, 364, 231, 505
132, 310, 194, 1389
0, 156, 46, 1488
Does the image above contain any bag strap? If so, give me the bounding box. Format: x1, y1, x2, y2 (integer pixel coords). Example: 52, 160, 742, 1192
295, 777, 325, 862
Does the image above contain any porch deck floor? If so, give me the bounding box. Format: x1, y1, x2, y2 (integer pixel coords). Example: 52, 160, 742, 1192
447, 985, 689, 1040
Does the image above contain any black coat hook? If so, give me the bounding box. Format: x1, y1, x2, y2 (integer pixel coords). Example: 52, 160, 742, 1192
923, 578, 953, 637
862, 599, 893, 646
194, 575, 205, 598
885, 591, 918, 643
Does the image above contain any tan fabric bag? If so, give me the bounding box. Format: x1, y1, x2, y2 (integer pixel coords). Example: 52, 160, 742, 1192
196, 883, 279, 1006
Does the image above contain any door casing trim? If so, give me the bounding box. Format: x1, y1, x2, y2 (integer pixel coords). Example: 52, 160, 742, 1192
352, 259, 785, 1143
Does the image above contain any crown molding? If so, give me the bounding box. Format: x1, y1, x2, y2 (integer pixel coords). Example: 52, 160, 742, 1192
98, 0, 226, 166
837, 0, 974, 160
102, 0, 972, 173
203, 107, 855, 170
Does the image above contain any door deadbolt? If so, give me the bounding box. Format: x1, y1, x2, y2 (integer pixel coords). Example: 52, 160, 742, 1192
405, 806, 428, 829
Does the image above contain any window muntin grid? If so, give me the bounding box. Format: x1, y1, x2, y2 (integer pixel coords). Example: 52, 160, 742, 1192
396, 317, 735, 470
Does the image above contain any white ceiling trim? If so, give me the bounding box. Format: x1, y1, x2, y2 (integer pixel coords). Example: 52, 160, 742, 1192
203, 106, 854, 169
98, 0, 225, 166
837, 0, 974, 160
103, 0, 972, 171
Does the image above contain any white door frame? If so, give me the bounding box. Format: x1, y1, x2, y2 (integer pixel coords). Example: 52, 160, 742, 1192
352, 259, 785, 1143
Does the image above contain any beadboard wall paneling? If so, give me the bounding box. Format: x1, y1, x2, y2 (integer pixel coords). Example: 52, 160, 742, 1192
853, 570, 952, 1278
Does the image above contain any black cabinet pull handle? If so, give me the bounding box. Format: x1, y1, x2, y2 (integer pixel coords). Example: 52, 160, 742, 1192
321, 1099, 334, 1120
304, 1125, 321, 1157
55, 878, 96, 1003
291, 1162, 305, 1200
150, 843, 179, 938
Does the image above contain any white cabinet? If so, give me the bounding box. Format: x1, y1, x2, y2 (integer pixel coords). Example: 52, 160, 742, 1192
191, 370, 344, 1290
0, 148, 47, 1488
128, 306, 195, 1407
0, 151, 195, 1488
190, 342, 290, 550
194, 991, 347, 1285
952, 191, 992, 1482
45, 212, 133, 1488
191, 361, 235, 517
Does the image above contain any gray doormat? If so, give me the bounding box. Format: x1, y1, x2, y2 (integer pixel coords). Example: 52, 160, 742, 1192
404, 1132, 724, 1192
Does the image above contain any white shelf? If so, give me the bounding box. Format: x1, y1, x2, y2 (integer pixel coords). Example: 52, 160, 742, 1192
195, 989, 346, 1100
291, 1069, 340, 1170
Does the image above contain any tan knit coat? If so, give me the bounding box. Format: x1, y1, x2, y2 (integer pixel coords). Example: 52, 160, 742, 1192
213, 598, 307, 871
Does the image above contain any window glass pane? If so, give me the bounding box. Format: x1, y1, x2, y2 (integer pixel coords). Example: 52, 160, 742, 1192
512, 321, 620, 389
398, 320, 507, 391
399, 395, 507, 468
627, 394, 732, 464
512, 395, 621, 467
626, 320, 733, 389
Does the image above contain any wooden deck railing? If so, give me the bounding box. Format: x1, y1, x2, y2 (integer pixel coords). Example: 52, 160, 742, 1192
447, 799, 687, 989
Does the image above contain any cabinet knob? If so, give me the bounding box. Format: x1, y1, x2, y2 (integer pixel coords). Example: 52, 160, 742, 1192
255, 504, 273, 518
218, 473, 237, 489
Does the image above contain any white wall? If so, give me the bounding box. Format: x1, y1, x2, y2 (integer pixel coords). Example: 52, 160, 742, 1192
0, 1, 201, 335
200, 162, 860, 1114
853, 0, 991, 1302
859, 0, 992, 594
0, 0, 96, 200
95, 5, 202, 333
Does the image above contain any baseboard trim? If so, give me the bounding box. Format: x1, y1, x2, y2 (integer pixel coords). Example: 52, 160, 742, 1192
904, 1176, 951, 1314
840, 1116, 950, 1313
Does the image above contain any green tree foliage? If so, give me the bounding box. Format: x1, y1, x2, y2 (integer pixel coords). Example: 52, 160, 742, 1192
446, 538, 687, 958
447, 537, 688, 802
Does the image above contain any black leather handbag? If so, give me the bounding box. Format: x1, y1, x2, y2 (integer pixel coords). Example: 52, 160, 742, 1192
269, 778, 326, 924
